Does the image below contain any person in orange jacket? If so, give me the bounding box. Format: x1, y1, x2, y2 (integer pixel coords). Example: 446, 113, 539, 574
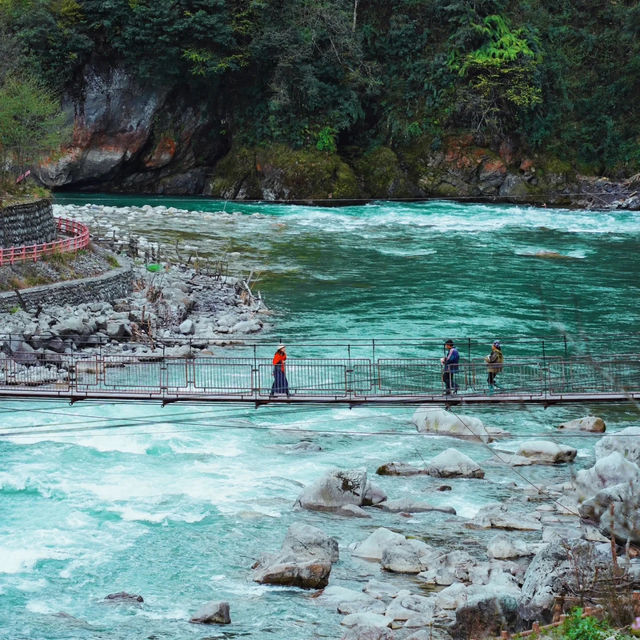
270, 344, 290, 397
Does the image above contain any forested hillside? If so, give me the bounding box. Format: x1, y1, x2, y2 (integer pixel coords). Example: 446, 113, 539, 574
2, 0, 639, 199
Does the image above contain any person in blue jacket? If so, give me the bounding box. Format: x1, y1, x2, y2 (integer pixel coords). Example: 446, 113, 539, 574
441, 339, 459, 395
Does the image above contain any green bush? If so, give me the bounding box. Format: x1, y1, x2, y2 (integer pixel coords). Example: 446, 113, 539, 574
561, 609, 609, 640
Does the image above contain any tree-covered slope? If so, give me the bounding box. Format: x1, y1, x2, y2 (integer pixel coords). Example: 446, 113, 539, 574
2, 0, 639, 197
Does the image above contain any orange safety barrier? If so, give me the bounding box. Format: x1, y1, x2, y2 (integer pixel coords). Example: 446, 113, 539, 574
0, 218, 90, 266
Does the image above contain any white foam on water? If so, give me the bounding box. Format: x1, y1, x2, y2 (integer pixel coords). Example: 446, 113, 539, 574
0, 545, 71, 574
26, 599, 57, 614
115, 506, 208, 524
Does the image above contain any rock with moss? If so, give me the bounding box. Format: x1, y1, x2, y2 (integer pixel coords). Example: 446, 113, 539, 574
208, 145, 360, 201
353, 146, 418, 199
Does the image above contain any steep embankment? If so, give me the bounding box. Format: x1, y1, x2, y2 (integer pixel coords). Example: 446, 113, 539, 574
8, 1, 637, 206
32, 66, 638, 208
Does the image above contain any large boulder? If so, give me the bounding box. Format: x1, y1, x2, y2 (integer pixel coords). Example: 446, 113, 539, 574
573, 452, 640, 500
350, 528, 405, 561
595, 427, 640, 464
252, 523, 338, 589
579, 481, 640, 544
517, 541, 611, 624
295, 468, 369, 511
381, 539, 434, 574
412, 408, 503, 443
450, 592, 520, 640
425, 448, 484, 478
516, 440, 577, 464
280, 522, 339, 563
557, 416, 606, 433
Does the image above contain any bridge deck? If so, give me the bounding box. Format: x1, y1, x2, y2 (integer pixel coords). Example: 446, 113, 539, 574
0, 353, 638, 405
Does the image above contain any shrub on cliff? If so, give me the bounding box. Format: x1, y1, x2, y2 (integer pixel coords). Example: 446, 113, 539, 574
0, 73, 69, 192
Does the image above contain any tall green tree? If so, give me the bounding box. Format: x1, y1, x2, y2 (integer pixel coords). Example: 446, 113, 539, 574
0, 73, 69, 187
448, 13, 542, 141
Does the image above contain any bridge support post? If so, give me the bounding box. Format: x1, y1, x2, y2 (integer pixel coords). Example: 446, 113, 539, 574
252, 344, 259, 400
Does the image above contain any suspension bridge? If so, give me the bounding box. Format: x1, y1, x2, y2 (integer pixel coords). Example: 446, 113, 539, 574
0, 342, 638, 406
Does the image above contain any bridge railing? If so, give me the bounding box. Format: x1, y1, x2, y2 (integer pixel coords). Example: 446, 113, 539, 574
374, 358, 560, 396
0, 353, 639, 398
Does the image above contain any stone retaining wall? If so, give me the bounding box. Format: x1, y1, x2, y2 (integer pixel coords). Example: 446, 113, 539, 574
0, 260, 134, 313
0, 199, 56, 247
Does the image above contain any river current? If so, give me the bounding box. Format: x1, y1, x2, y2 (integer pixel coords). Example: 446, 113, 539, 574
1, 197, 639, 639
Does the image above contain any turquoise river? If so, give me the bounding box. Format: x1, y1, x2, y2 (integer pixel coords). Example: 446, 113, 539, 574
1, 196, 639, 639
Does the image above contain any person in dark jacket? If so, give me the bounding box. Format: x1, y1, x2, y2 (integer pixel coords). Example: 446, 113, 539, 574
441, 339, 459, 394
270, 344, 290, 397
484, 340, 504, 394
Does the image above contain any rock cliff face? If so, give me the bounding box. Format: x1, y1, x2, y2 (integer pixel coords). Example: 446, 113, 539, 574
35, 66, 640, 209
35, 65, 227, 194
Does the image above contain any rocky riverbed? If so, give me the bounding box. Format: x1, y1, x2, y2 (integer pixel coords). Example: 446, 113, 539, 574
0, 235, 269, 379
251, 410, 640, 640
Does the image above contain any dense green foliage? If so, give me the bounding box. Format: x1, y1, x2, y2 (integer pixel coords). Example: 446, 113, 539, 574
0, 22, 68, 191
1, 0, 639, 175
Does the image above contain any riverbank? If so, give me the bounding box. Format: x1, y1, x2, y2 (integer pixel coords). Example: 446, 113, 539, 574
0, 205, 269, 366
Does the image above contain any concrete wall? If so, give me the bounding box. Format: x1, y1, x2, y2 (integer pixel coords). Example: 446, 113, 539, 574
0, 199, 56, 247
0, 261, 134, 313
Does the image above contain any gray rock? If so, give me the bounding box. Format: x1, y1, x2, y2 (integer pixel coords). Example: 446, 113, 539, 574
106, 321, 131, 338
381, 539, 434, 574
385, 590, 435, 621
252, 522, 337, 589
316, 586, 385, 615
362, 481, 387, 506
380, 499, 455, 515
104, 592, 143, 603
595, 427, 640, 464
425, 448, 485, 478
573, 452, 640, 500
341, 613, 393, 629
486, 533, 534, 559
412, 407, 504, 442
579, 481, 640, 544
231, 319, 262, 334
337, 504, 371, 518
189, 600, 230, 624
470, 503, 542, 531
363, 579, 401, 600
417, 550, 478, 586
55, 316, 88, 336
516, 440, 577, 464
296, 468, 368, 511
350, 528, 406, 561
406, 631, 453, 640
376, 462, 426, 476
517, 541, 610, 624
451, 593, 520, 640
179, 319, 195, 335
281, 522, 339, 563
11, 341, 40, 366
558, 416, 606, 433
